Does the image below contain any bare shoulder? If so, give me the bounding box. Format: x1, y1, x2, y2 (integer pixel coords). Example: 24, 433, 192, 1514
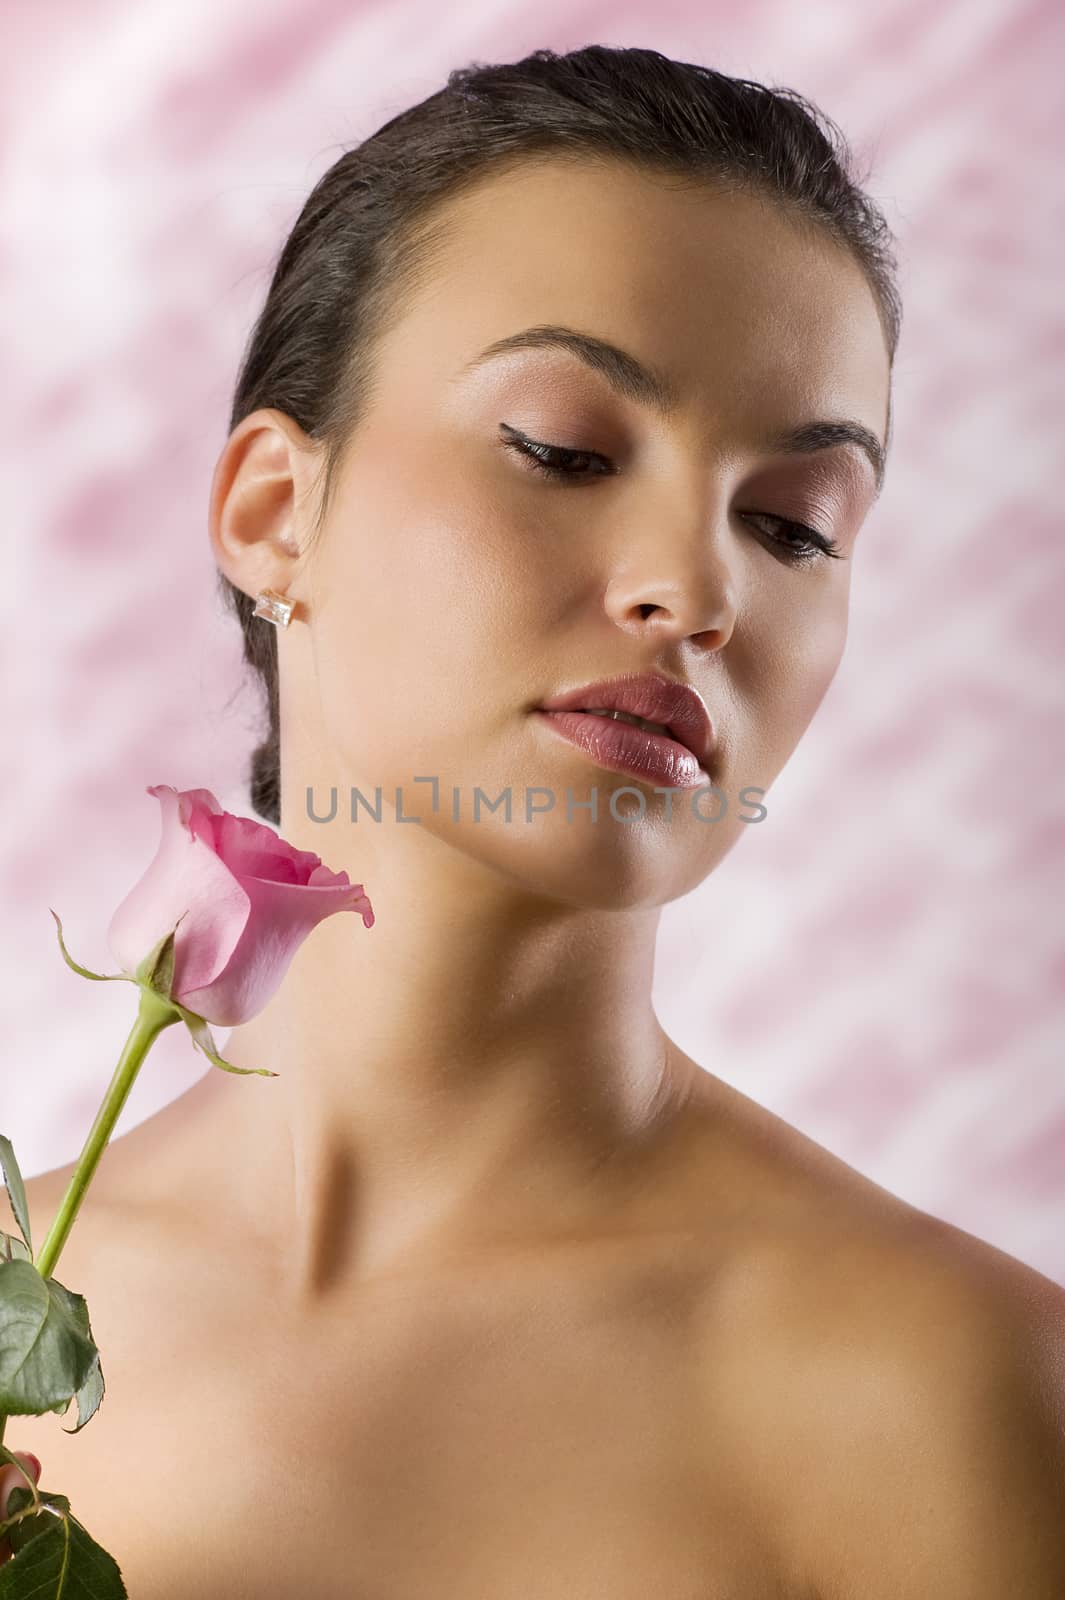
793, 1211, 1065, 1599
679, 1075, 1065, 1599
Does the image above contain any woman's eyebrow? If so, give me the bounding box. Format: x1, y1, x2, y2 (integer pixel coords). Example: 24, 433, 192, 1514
457, 323, 886, 497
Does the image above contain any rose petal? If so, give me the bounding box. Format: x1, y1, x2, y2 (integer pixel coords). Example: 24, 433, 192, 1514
175, 872, 372, 1025
107, 785, 251, 997
216, 811, 332, 885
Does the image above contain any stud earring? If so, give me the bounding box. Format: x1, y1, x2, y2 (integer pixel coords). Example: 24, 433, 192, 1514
252, 589, 295, 628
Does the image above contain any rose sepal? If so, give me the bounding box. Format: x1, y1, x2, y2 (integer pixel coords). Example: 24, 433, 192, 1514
48, 911, 136, 988
168, 1000, 279, 1078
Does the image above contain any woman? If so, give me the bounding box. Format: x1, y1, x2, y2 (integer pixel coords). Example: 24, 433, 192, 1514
5, 43, 1063, 1598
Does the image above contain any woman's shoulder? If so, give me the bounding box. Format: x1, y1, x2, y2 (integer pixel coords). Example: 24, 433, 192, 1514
675, 1067, 1065, 1597
677, 1057, 1063, 1310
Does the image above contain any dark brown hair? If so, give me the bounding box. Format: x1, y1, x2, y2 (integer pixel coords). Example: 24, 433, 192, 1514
216, 43, 902, 826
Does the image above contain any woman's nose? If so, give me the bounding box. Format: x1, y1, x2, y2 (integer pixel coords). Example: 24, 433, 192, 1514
602, 531, 739, 648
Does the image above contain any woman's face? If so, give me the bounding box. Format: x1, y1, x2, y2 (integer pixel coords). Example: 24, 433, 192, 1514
284, 158, 889, 908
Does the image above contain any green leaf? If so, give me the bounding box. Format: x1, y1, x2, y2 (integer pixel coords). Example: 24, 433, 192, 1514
47, 1280, 104, 1434
171, 1001, 280, 1077
0, 1233, 32, 1265
48, 912, 133, 988
0, 1483, 127, 1597
0, 1260, 100, 1417
0, 1140, 31, 1257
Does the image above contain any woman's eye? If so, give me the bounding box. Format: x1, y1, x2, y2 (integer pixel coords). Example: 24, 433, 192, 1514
498, 423, 843, 566
498, 424, 615, 482
741, 512, 845, 565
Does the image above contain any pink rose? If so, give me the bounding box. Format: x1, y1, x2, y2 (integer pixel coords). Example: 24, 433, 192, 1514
106, 785, 373, 1027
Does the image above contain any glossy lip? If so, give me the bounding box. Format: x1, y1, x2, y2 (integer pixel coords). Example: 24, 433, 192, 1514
537, 672, 716, 770
535, 709, 705, 789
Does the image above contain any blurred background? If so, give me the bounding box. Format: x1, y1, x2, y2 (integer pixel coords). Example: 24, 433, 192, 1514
2, 1, 1062, 1282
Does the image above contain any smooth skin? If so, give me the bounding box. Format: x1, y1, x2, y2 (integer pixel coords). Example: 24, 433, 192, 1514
6, 158, 1063, 1597
195, 157, 888, 1306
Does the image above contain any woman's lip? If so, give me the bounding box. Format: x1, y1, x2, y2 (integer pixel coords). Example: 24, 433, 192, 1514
534, 709, 708, 790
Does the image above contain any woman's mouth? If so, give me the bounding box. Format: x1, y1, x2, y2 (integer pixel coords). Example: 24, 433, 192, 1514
534, 707, 707, 789
581, 707, 671, 737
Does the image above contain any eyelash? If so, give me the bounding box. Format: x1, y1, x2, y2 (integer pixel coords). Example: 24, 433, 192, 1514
499, 427, 844, 565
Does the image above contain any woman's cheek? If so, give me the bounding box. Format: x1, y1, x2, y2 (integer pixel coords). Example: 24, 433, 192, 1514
786, 596, 850, 739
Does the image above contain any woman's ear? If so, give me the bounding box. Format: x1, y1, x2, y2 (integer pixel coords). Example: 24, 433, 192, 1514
208, 408, 322, 605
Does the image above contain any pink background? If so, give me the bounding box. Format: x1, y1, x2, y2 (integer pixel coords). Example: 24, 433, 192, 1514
2, 3, 1063, 1282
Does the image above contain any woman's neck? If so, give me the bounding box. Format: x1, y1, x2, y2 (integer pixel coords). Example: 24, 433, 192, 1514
158, 888, 700, 1306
